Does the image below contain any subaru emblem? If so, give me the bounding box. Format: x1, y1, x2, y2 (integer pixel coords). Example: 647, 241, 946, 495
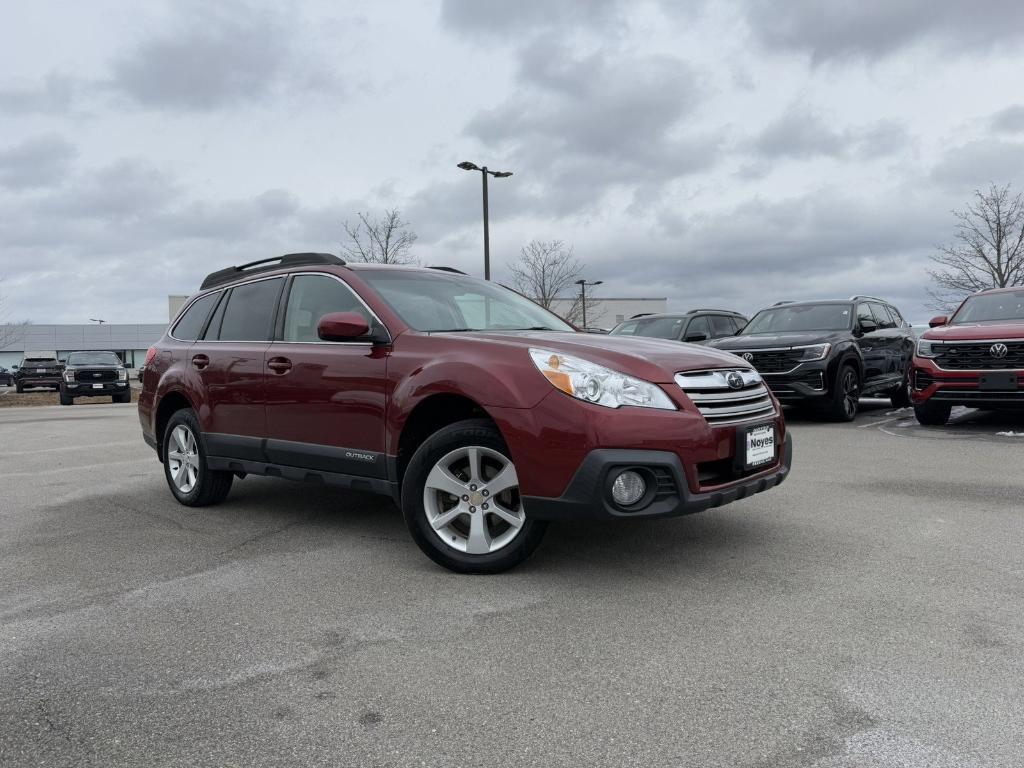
726, 371, 744, 390
990, 342, 1008, 358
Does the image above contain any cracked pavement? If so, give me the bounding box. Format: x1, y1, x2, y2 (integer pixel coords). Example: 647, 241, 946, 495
0, 402, 1022, 767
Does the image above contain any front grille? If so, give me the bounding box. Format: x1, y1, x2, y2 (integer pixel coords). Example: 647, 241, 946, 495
914, 369, 933, 390
735, 349, 803, 373
675, 369, 776, 425
934, 342, 1024, 370
74, 369, 118, 382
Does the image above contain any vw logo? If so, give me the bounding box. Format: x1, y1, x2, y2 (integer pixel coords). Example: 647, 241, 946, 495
726, 371, 745, 390
742, 352, 754, 362
990, 343, 1009, 359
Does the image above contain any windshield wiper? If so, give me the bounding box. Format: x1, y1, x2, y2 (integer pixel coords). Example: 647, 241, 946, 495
424, 328, 475, 333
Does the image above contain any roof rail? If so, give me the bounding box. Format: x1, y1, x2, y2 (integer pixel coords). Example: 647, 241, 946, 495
687, 308, 744, 314
629, 312, 655, 319
200, 253, 344, 290
848, 295, 886, 303
427, 265, 468, 275
771, 300, 795, 306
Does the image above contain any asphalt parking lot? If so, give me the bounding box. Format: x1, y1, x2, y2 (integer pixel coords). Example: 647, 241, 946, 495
1, 402, 1022, 767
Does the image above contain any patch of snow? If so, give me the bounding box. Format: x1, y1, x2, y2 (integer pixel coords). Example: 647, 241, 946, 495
996, 431, 1024, 437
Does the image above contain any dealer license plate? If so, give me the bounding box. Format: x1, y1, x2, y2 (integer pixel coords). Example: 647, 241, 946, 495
745, 424, 776, 468
36, 368, 46, 373
92, 383, 104, 389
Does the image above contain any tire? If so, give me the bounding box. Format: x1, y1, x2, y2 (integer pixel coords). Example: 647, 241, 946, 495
914, 401, 951, 426
114, 391, 132, 404
824, 363, 860, 422
162, 408, 233, 506
15, 381, 23, 394
401, 418, 548, 574
59, 388, 73, 406
889, 373, 912, 408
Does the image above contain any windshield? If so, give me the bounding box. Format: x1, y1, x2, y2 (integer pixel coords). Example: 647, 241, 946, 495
951, 290, 1024, 324
610, 316, 685, 339
23, 358, 59, 364
743, 304, 853, 334
67, 352, 122, 366
358, 271, 575, 333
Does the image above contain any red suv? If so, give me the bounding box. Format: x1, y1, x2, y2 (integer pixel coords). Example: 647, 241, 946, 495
139, 254, 792, 572
912, 286, 1024, 425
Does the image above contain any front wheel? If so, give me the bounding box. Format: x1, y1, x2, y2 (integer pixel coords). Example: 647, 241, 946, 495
889, 373, 912, 408
401, 419, 548, 574
114, 391, 132, 404
914, 401, 951, 426
162, 409, 233, 506
824, 364, 860, 422
15, 381, 23, 393
59, 388, 73, 406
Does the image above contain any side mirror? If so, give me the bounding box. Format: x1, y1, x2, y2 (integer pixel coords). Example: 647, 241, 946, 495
859, 319, 878, 334
685, 333, 709, 343
928, 314, 948, 328
318, 311, 371, 341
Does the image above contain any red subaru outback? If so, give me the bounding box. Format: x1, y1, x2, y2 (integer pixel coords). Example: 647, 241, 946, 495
139, 254, 792, 572
912, 286, 1024, 425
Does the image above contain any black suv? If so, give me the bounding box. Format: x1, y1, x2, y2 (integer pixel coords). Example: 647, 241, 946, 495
59, 351, 132, 405
708, 297, 915, 420
14, 357, 63, 392
609, 309, 747, 344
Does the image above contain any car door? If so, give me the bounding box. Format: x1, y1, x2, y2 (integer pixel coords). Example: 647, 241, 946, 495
868, 302, 902, 385
263, 273, 390, 479
195, 276, 284, 459
855, 302, 886, 386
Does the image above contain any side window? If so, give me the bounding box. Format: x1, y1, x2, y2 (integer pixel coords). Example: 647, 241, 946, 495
732, 317, 746, 333
856, 303, 875, 328
685, 315, 711, 341
216, 278, 284, 341
887, 304, 904, 326
283, 275, 371, 342
203, 291, 228, 340
708, 315, 736, 338
171, 292, 220, 341
869, 302, 896, 329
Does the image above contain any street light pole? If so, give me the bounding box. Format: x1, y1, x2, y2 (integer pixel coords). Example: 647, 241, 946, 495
458, 161, 513, 280
575, 279, 603, 329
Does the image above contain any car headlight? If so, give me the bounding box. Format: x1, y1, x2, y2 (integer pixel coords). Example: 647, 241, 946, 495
795, 343, 831, 361
916, 339, 942, 358
529, 349, 676, 410
118, 368, 128, 381
63, 371, 76, 382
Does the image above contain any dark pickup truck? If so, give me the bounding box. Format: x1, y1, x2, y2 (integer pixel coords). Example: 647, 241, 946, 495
59, 351, 132, 405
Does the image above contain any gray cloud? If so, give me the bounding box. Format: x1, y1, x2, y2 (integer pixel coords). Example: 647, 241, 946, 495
739, 0, 1024, 62
0, 135, 77, 189
108, 2, 298, 111
991, 105, 1024, 134
751, 107, 910, 162
440, 0, 620, 37
0, 72, 75, 115
931, 139, 1024, 188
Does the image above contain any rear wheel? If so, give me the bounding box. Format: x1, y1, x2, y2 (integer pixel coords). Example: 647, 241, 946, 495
401, 419, 547, 574
162, 409, 233, 506
889, 373, 912, 408
824, 364, 860, 422
914, 401, 951, 426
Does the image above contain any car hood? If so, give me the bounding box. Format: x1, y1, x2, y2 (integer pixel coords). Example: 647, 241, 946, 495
923, 320, 1024, 341
65, 363, 122, 369
708, 330, 845, 350
436, 330, 753, 383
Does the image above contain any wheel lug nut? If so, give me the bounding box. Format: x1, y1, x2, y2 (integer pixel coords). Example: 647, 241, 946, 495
482, 489, 489, 497
470, 484, 477, 491
461, 495, 469, 501
482, 503, 489, 510
469, 506, 476, 513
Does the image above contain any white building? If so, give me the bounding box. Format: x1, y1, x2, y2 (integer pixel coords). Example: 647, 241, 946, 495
0, 323, 166, 371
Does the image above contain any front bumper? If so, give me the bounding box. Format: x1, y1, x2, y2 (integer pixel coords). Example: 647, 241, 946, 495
760, 364, 830, 403
911, 358, 1024, 409
17, 376, 62, 388
64, 381, 129, 396
523, 432, 792, 521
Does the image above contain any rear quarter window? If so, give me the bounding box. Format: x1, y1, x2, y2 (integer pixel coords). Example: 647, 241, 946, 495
172, 292, 220, 341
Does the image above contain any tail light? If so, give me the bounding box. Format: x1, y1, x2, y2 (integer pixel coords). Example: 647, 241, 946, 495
143, 347, 157, 366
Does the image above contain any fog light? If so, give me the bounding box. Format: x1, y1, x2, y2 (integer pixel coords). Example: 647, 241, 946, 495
611, 470, 646, 506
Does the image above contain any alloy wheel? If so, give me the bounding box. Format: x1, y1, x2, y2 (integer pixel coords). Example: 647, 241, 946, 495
167, 425, 201, 494
842, 369, 859, 419
422, 446, 524, 555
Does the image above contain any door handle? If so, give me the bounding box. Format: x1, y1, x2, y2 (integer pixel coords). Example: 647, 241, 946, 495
191, 354, 209, 370
267, 357, 292, 374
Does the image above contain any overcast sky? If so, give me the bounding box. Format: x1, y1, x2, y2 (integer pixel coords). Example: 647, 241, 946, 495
2, 0, 1024, 324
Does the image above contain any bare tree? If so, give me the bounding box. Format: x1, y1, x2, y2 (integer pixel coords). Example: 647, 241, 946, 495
341, 209, 418, 265
928, 183, 1024, 310
0, 279, 30, 353
509, 240, 601, 325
